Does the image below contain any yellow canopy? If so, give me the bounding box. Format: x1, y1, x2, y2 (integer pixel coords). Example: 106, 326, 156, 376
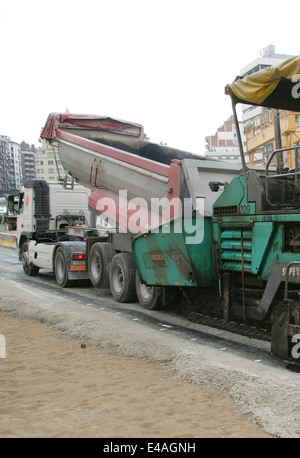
225, 55, 300, 111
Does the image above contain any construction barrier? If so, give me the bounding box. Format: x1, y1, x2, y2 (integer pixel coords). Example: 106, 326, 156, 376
0, 232, 17, 249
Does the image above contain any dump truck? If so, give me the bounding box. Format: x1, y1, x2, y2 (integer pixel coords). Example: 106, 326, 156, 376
18, 115, 239, 302
17, 55, 300, 366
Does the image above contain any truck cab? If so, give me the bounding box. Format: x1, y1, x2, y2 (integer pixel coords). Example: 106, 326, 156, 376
17, 179, 92, 280
17, 179, 91, 235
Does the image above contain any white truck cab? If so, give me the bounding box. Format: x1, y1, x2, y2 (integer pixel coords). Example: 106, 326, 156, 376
17, 179, 93, 285
17, 180, 91, 234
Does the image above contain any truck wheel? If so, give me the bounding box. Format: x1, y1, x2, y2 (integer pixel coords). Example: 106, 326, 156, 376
21, 241, 39, 276
54, 247, 73, 288
135, 271, 163, 310
88, 242, 115, 289
109, 253, 137, 303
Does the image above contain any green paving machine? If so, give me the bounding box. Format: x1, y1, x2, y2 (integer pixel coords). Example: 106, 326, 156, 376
133, 56, 300, 365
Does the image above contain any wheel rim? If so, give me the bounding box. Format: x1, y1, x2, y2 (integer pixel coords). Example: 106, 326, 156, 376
22, 249, 29, 268
22, 248, 29, 267
112, 264, 124, 293
56, 253, 65, 280
139, 282, 153, 300
90, 253, 100, 280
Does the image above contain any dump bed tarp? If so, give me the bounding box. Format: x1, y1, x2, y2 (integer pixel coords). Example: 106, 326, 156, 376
40, 112, 206, 166
40, 113, 144, 141
225, 55, 300, 111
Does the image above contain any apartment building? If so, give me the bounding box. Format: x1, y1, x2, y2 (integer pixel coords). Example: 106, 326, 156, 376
205, 116, 245, 163
240, 45, 296, 165
35, 141, 64, 182
0, 135, 22, 194
205, 45, 296, 165
21, 150, 36, 184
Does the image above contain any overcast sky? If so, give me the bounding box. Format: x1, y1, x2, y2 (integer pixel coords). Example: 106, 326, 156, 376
1, 0, 299, 154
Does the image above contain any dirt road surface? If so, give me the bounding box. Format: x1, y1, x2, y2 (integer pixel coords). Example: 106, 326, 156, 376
0, 259, 299, 437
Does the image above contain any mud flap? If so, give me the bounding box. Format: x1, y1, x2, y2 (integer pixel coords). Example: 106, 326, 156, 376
162, 286, 182, 307
271, 312, 289, 360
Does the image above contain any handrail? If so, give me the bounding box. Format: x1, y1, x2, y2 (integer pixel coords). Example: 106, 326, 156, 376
265, 146, 300, 208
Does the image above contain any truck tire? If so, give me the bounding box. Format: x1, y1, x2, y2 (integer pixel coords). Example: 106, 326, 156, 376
88, 242, 115, 289
109, 253, 137, 303
135, 271, 163, 310
54, 247, 73, 288
21, 241, 39, 276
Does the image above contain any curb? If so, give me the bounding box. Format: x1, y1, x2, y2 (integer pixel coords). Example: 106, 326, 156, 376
0, 232, 17, 250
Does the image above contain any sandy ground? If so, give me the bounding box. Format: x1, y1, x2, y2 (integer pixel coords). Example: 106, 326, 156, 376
0, 249, 299, 439
0, 312, 269, 439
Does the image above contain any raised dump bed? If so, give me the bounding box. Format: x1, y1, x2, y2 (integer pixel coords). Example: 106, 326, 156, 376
41, 113, 241, 233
